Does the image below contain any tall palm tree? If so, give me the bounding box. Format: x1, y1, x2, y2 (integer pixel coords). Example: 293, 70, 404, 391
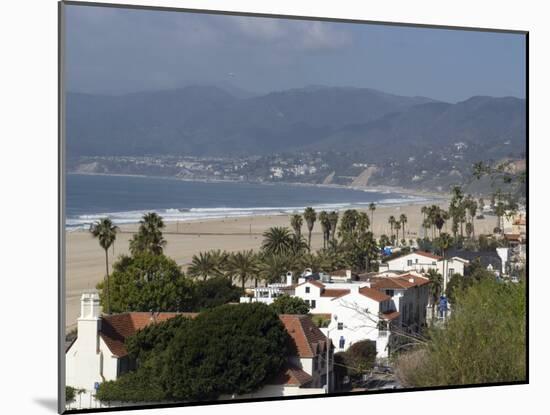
328, 211, 339, 243
357, 211, 370, 233
466, 197, 478, 239
438, 232, 453, 291
318, 211, 330, 249
290, 214, 303, 239
188, 252, 220, 281
427, 268, 443, 322
261, 227, 294, 256
227, 250, 259, 289
258, 253, 290, 286
89, 218, 118, 314
399, 213, 408, 241
433, 208, 448, 237
388, 216, 396, 240
129, 212, 167, 256
368, 202, 376, 229
303, 207, 317, 252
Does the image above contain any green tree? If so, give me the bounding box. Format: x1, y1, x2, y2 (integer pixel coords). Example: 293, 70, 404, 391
328, 211, 339, 242
303, 207, 317, 252
96, 253, 195, 313
89, 218, 118, 314
270, 295, 310, 314
368, 202, 376, 229
98, 303, 289, 402
426, 269, 443, 322
187, 251, 221, 281
193, 277, 242, 310
399, 213, 408, 242
388, 215, 396, 241
261, 227, 294, 256
318, 211, 330, 249
395, 279, 525, 387
227, 250, 259, 289
258, 253, 290, 285
129, 212, 167, 256
290, 214, 303, 239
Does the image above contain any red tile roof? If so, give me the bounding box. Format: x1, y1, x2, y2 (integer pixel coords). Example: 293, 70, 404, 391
321, 288, 350, 298
99, 312, 328, 360
358, 287, 391, 302
279, 314, 330, 358
371, 274, 429, 290
413, 251, 443, 260
100, 312, 198, 357
330, 269, 355, 277
296, 280, 325, 289
269, 364, 313, 386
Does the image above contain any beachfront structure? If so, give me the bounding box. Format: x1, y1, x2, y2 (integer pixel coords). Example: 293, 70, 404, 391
66, 293, 330, 410
240, 272, 294, 304
321, 274, 429, 358
292, 272, 430, 358
381, 251, 469, 290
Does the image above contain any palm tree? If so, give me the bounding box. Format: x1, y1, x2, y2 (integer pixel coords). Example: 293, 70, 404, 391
399, 213, 408, 241
433, 208, 448, 237
328, 211, 339, 243
357, 211, 370, 233
368, 202, 376, 229
261, 227, 294, 256
388, 216, 396, 240
188, 252, 220, 281
227, 250, 259, 290
318, 211, 330, 249
466, 197, 478, 239
129, 212, 167, 256
427, 269, 443, 322
89, 218, 118, 314
258, 254, 289, 286
438, 232, 453, 291
290, 214, 303, 239
303, 207, 317, 252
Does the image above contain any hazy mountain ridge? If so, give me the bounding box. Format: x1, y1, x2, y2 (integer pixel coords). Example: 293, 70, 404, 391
66, 85, 525, 162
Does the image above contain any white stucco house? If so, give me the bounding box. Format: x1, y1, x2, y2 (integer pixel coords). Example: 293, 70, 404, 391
382, 251, 468, 291
66, 293, 330, 410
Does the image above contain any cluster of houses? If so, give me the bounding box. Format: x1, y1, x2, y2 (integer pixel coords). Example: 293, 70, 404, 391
66, 242, 524, 410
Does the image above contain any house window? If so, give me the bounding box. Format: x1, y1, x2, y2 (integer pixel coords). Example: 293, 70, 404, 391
449, 268, 455, 275
386, 289, 394, 297
305, 300, 310, 306
337, 322, 344, 330
339, 336, 346, 349
415, 258, 419, 264
305, 287, 310, 294
313, 356, 318, 371
407, 259, 413, 266
311, 300, 317, 309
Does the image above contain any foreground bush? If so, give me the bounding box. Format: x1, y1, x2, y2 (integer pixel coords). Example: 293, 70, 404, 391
97, 303, 289, 402
395, 279, 526, 387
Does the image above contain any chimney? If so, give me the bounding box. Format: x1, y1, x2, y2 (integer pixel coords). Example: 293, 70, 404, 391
286, 271, 293, 286
77, 292, 102, 353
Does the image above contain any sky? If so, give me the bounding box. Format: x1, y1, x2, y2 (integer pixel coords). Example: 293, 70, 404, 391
64, 4, 526, 103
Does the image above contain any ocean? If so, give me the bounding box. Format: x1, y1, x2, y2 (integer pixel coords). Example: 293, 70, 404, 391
66, 174, 428, 229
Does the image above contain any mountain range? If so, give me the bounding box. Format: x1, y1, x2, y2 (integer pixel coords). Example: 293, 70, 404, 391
66, 85, 526, 161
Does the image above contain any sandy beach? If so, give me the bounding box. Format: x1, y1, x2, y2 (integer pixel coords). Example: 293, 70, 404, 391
65, 200, 498, 328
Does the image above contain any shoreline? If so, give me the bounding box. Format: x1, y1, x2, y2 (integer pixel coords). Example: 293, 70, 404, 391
65, 199, 499, 329
68, 171, 448, 200
67, 172, 447, 230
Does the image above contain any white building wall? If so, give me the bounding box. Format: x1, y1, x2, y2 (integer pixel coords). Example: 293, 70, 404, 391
323, 293, 384, 355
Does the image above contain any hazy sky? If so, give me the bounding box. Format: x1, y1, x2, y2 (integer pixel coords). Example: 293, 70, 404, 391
65, 4, 526, 103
